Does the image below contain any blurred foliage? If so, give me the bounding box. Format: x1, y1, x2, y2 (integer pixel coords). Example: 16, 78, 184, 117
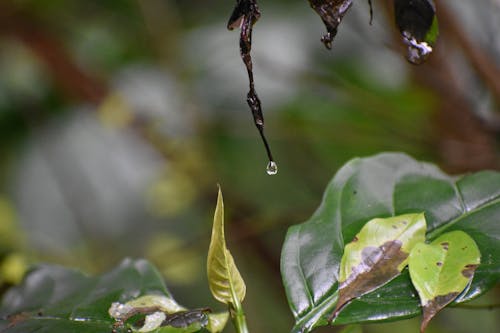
0, 197, 27, 287
0, 0, 499, 332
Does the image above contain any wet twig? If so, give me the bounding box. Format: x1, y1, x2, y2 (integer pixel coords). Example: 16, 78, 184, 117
227, 0, 276, 172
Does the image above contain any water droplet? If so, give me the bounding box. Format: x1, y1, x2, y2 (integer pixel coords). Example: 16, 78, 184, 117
402, 31, 433, 65
266, 161, 278, 175
376, 294, 381, 298
72, 317, 90, 322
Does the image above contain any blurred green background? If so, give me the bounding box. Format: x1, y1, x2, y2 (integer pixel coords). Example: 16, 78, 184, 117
0, 0, 499, 332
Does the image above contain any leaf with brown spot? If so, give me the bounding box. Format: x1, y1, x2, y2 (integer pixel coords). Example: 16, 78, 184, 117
408, 231, 481, 333
281, 153, 500, 333
329, 213, 426, 322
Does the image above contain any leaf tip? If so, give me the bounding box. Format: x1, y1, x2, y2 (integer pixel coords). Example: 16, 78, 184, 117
207, 186, 247, 307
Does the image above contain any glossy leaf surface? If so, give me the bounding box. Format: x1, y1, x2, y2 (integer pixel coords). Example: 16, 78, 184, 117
332, 214, 426, 321
0, 259, 223, 333
409, 231, 480, 333
281, 153, 500, 333
207, 188, 246, 305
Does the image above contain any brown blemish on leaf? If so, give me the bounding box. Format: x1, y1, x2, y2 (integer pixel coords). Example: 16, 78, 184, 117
402, 220, 408, 225
392, 225, 398, 229
440, 242, 449, 251
352, 236, 359, 242
111, 305, 165, 331
6, 312, 31, 329
328, 240, 408, 322
436, 262, 443, 267
420, 293, 459, 333
462, 264, 479, 279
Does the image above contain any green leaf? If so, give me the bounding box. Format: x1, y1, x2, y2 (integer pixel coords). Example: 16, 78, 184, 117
207, 187, 246, 306
0, 259, 168, 333
409, 231, 480, 333
331, 214, 426, 321
206, 312, 230, 333
0, 259, 226, 333
281, 153, 500, 333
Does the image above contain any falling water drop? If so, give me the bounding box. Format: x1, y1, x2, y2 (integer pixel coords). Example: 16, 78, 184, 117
402, 31, 433, 65
266, 161, 278, 175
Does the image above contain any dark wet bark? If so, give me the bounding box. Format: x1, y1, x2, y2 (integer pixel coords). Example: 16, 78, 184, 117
227, 0, 275, 167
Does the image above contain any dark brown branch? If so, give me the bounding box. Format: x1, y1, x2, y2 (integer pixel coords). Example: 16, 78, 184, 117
308, 0, 354, 49
228, 0, 275, 167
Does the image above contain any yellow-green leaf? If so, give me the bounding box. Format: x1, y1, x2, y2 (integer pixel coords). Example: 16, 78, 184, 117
207, 187, 246, 305
409, 231, 481, 333
331, 213, 426, 321
206, 311, 230, 333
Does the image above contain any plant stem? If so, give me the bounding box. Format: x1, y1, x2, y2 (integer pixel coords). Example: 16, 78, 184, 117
230, 302, 249, 333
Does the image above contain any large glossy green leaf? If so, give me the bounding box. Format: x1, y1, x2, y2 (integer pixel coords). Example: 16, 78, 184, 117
409, 231, 480, 333
0, 259, 225, 333
280, 153, 500, 333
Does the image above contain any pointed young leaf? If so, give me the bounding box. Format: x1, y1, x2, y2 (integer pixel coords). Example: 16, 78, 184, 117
331, 213, 426, 321
409, 231, 480, 333
207, 188, 246, 305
